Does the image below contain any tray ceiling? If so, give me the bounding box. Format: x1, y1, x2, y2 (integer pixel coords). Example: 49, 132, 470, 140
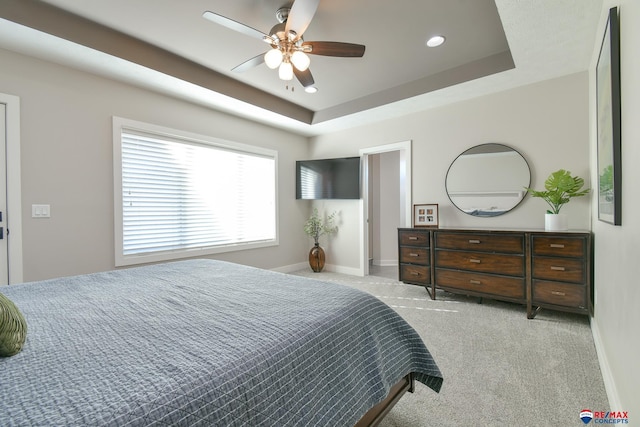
0, 0, 603, 135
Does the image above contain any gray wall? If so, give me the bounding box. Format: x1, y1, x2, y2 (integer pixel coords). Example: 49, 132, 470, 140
310, 72, 591, 270
0, 48, 310, 281
590, 0, 640, 416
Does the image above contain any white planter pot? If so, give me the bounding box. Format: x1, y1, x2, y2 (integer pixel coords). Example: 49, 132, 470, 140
545, 213, 568, 231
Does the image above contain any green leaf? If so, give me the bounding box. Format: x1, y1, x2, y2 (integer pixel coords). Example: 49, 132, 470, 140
304, 208, 338, 243
524, 169, 590, 214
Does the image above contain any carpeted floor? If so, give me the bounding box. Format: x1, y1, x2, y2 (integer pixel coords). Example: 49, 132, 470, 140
291, 267, 609, 426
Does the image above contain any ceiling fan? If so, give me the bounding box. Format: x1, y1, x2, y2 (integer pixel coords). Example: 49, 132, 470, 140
202, 0, 365, 92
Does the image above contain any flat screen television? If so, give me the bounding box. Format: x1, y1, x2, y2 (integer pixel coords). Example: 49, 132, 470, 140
296, 157, 361, 200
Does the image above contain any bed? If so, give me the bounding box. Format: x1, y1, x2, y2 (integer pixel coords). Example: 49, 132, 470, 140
0, 259, 442, 426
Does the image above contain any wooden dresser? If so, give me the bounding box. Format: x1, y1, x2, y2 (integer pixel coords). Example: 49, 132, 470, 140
397, 228, 592, 318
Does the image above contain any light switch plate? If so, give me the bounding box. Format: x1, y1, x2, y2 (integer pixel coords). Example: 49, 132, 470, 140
32, 204, 51, 218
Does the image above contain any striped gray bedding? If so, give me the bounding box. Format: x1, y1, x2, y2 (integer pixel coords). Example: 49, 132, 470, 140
0, 259, 442, 426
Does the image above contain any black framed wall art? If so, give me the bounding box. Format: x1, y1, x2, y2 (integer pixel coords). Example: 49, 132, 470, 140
596, 6, 622, 225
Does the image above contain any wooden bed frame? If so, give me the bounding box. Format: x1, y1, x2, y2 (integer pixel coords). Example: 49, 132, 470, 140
355, 374, 414, 427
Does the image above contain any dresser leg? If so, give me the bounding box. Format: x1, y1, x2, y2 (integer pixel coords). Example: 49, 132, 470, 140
424, 286, 433, 299
527, 306, 541, 319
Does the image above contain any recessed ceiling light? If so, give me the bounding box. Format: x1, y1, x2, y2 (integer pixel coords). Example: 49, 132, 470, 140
426, 35, 445, 48
305, 86, 318, 94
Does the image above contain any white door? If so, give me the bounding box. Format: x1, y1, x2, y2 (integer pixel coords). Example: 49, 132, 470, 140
0, 93, 23, 285
0, 102, 8, 285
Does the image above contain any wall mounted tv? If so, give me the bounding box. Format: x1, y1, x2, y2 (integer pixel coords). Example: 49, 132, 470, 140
296, 157, 361, 200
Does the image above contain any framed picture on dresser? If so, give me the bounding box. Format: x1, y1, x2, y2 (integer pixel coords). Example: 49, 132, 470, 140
413, 204, 439, 228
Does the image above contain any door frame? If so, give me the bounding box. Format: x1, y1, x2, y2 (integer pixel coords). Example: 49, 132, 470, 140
1, 93, 23, 284
359, 141, 412, 276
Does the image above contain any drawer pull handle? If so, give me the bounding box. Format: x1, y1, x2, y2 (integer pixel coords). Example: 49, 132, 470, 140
550, 243, 565, 248
550, 266, 565, 271
469, 258, 481, 263
551, 291, 566, 296
411, 272, 421, 276
469, 280, 482, 285
409, 236, 419, 240
409, 253, 420, 257
469, 239, 481, 244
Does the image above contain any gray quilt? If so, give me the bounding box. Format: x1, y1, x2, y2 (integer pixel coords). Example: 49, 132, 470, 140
0, 259, 442, 426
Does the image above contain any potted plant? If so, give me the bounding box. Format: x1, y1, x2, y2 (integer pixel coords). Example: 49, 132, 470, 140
304, 208, 338, 272
525, 169, 590, 231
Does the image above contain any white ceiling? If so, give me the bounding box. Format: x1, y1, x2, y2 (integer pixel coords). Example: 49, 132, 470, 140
0, 0, 603, 136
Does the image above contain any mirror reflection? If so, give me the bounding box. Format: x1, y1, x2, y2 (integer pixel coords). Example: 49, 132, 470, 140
446, 143, 530, 217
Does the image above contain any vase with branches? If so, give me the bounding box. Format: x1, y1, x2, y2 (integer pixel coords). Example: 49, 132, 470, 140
304, 208, 338, 272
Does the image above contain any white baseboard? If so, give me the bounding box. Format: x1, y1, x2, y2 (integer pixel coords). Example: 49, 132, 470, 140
324, 263, 363, 276
371, 259, 398, 267
591, 317, 621, 409
271, 262, 308, 274
272, 261, 363, 277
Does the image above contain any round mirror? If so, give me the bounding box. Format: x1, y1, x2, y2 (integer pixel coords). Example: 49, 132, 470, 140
446, 143, 530, 217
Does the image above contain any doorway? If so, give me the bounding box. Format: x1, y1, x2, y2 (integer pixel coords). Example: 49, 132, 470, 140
359, 141, 412, 276
0, 93, 24, 285
0, 102, 6, 284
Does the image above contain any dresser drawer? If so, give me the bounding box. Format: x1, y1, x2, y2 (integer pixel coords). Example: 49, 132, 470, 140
532, 257, 585, 283
435, 232, 523, 254
399, 230, 430, 247
400, 247, 429, 265
436, 269, 525, 299
532, 280, 587, 308
400, 264, 431, 285
435, 250, 524, 276
532, 236, 585, 258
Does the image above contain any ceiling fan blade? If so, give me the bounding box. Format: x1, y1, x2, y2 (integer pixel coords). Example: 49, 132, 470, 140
202, 11, 268, 41
285, 0, 320, 39
294, 67, 315, 88
231, 53, 266, 73
303, 41, 366, 57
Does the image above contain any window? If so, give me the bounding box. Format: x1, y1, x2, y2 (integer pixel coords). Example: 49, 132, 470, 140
113, 117, 277, 266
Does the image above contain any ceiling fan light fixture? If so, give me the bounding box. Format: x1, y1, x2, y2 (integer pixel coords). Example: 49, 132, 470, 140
264, 48, 283, 69
426, 35, 446, 48
204, 5, 366, 90
290, 51, 310, 71
278, 61, 294, 81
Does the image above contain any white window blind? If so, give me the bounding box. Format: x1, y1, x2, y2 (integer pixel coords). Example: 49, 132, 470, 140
298, 164, 322, 199
115, 121, 277, 265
